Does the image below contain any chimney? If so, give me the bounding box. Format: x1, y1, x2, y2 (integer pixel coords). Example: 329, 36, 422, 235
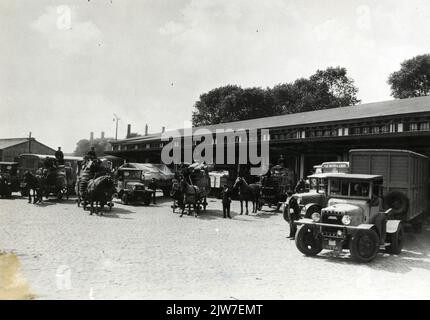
90, 132, 94, 144
127, 124, 131, 138
101, 131, 105, 139
145, 124, 148, 136
161, 126, 165, 133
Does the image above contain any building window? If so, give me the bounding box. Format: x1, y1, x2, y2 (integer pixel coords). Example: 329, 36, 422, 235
344, 127, 349, 136
362, 127, 369, 134
146, 144, 150, 149
420, 122, 430, 131
261, 133, 270, 141
381, 125, 389, 133
397, 123, 403, 132
134, 145, 138, 150
410, 123, 418, 131
371, 126, 379, 134
316, 130, 323, 137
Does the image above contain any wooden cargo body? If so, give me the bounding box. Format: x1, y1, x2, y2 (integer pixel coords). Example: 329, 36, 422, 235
349, 149, 429, 222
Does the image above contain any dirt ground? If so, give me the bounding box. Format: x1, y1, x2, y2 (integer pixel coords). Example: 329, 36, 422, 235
0, 193, 430, 300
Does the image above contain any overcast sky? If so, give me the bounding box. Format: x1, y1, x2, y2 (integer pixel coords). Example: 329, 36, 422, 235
1, 0, 430, 153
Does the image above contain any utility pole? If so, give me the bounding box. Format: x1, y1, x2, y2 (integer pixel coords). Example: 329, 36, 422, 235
113, 114, 120, 140
28, 131, 32, 153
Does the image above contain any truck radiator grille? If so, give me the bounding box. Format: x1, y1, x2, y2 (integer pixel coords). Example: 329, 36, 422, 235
321, 211, 343, 225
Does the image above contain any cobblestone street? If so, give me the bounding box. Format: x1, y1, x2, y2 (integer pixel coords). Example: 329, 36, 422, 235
1, 193, 430, 300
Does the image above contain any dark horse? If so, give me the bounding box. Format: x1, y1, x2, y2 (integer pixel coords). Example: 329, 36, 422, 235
171, 177, 201, 217
22, 170, 44, 204
85, 175, 115, 215
233, 177, 261, 215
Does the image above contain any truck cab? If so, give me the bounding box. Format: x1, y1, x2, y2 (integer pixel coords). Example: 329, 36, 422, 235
115, 168, 152, 205
294, 173, 404, 263
283, 162, 349, 221
283, 173, 330, 222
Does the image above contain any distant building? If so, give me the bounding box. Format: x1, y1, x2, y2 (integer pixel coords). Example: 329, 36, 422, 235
0, 138, 55, 162
107, 96, 430, 178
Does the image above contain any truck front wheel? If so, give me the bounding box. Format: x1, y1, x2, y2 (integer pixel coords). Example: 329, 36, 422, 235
349, 229, 379, 263
386, 223, 404, 255
295, 225, 323, 256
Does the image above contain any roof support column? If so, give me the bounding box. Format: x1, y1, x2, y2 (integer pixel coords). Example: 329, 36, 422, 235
299, 153, 305, 179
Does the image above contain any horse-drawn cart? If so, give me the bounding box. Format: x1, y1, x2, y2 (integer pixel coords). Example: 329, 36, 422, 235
171, 162, 210, 217
259, 165, 295, 211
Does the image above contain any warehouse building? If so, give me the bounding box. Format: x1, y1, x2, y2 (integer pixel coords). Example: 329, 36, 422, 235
106, 96, 430, 178
0, 138, 55, 162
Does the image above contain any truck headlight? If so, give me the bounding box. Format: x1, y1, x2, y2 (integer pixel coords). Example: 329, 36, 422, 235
311, 212, 321, 222
341, 215, 351, 225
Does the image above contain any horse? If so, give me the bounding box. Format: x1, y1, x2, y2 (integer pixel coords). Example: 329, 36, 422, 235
85, 175, 115, 215
233, 177, 261, 215
76, 159, 101, 208
22, 170, 44, 204
173, 177, 201, 217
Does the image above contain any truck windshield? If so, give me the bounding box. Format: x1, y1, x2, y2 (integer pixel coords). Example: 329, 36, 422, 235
329, 179, 370, 198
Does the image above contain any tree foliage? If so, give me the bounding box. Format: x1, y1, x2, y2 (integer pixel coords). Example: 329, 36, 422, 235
192, 66, 360, 126
388, 54, 430, 98
73, 138, 112, 157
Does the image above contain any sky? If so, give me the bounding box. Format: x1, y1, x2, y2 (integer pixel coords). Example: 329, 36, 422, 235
1, 0, 430, 153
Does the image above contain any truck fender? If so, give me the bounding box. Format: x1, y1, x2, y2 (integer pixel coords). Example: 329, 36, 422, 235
302, 203, 321, 218
386, 220, 402, 234
356, 224, 375, 230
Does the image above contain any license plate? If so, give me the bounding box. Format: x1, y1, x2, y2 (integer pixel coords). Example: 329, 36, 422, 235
328, 240, 336, 246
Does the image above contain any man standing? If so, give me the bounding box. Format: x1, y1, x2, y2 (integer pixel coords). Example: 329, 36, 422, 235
148, 178, 157, 204
221, 184, 232, 219
87, 147, 97, 160
55, 147, 64, 165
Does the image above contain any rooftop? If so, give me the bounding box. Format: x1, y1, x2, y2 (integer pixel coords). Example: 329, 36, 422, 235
111, 95, 430, 145
0, 138, 32, 150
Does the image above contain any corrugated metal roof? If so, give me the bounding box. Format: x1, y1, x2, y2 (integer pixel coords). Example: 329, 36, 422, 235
0, 138, 30, 150
112, 96, 430, 145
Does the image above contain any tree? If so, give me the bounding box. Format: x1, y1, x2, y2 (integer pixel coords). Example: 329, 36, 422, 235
192, 66, 360, 126
388, 54, 430, 98
73, 138, 112, 157
192, 85, 278, 126
310, 67, 360, 107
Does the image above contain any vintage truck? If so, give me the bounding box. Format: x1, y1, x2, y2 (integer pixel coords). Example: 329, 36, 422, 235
114, 167, 153, 205
294, 173, 403, 262
294, 149, 429, 262
283, 161, 349, 222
